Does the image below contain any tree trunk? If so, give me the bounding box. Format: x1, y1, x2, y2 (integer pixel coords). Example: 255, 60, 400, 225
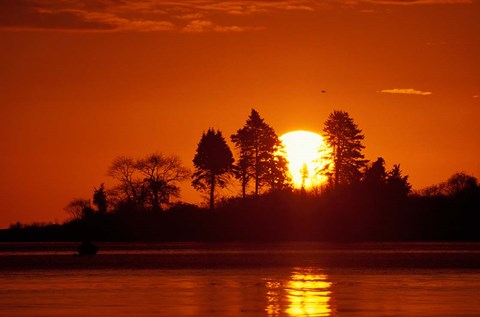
209, 173, 216, 210
334, 162, 339, 189
152, 190, 160, 212
334, 145, 339, 189
254, 143, 259, 196
241, 179, 246, 199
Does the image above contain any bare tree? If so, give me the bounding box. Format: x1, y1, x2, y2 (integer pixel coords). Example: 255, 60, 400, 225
108, 153, 190, 211
107, 156, 144, 206
64, 198, 92, 221
136, 153, 190, 211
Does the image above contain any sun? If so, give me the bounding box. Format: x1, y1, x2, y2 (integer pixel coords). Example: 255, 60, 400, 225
280, 130, 329, 189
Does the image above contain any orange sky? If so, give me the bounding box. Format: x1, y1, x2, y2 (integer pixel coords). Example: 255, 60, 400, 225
0, 0, 479, 228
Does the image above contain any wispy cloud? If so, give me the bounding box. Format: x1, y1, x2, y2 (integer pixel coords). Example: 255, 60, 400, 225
182, 20, 245, 33
0, 0, 472, 32
380, 88, 433, 95
0, 0, 318, 33
169, 1, 316, 15
0, 1, 174, 32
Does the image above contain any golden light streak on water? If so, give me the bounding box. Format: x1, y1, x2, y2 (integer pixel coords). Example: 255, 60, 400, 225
286, 269, 332, 316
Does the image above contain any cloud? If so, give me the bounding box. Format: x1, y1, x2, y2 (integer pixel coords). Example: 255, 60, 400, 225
281, 4, 315, 11
380, 88, 433, 95
2, 0, 474, 32
177, 13, 205, 21
0, 1, 174, 32
0, 0, 318, 32
2, 0, 471, 32
474, 95, 479, 98
182, 20, 244, 33
169, 1, 316, 15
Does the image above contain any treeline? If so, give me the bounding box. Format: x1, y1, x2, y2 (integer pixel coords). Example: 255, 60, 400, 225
2, 109, 479, 242
67, 109, 289, 218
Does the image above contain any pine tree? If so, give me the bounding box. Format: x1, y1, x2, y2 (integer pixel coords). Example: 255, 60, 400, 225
323, 110, 368, 188
386, 164, 411, 199
364, 157, 387, 188
231, 109, 289, 196
192, 129, 234, 209
93, 183, 108, 214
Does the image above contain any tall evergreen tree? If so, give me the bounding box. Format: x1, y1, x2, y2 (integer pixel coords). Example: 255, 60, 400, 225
364, 157, 387, 189
93, 183, 108, 214
231, 109, 289, 196
192, 129, 234, 209
264, 150, 290, 191
386, 164, 411, 199
323, 110, 368, 188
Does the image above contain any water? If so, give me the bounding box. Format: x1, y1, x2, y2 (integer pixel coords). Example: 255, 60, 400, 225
1, 243, 480, 316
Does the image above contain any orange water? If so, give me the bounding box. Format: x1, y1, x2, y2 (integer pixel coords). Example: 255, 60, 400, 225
1, 243, 479, 317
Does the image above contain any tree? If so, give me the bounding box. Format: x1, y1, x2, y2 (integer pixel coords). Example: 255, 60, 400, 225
192, 129, 234, 209
386, 164, 411, 199
444, 172, 478, 196
300, 163, 309, 190
363, 158, 411, 201
64, 198, 93, 221
108, 153, 190, 211
93, 183, 108, 214
136, 153, 190, 211
323, 110, 368, 188
107, 156, 144, 208
420, 172, 477, 197
264, 150, 290, 191
234, 151, 251, 198
363, 157, 387, 190
231, 109, 290, 196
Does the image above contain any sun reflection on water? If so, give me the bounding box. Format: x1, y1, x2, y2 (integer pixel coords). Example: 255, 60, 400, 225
286, 269, 332, 316
265, 281, 282, 316
265, 268, 333, 317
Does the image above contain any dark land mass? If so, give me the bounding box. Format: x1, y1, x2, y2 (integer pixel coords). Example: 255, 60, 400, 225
1, 183, 479, 242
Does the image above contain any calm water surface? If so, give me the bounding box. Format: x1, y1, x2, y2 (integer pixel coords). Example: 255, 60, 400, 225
1, 243, 479, 316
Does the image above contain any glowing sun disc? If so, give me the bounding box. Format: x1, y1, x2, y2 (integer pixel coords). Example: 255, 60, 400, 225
280, 130, 327, 189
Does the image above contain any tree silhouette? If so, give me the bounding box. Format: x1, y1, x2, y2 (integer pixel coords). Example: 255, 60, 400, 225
136, 153, 190, 211
264, 150, 290, 191
192, 128, 234, 209
93, 183, 108, 214
386, 164, 411, 199
64, 198, 93, 220
423, 172, 477, 197
107, 156, 143, 208
323, 110, 368, 188
362, 158, 411, 201
234, 151, 251, 198
444, 172, 478, 196
363, 157, 387, 190
231, 109, 289, 196
108, 153, 190, 211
